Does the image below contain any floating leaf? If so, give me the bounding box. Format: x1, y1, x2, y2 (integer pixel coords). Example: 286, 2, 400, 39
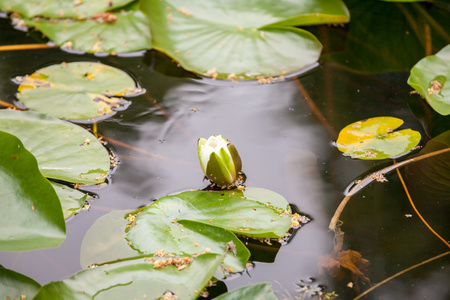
15, 61, 143, 120
336, 117, 421, 160
212, 283, 278, 300
50, 181, 90, 219
0, 265, 41, 299
81, 209, 250, 274
34, 253, 224, 300
141, 0, 349, 79
0, 110, 110, 184
0, 0, 134, 18
408, 44, 450, 116
127, 188, 291, 241
0, 131, 66, 252
24, 10, 151, 54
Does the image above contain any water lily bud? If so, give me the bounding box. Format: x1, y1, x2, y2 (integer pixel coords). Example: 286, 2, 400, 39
198, 135, 242, 187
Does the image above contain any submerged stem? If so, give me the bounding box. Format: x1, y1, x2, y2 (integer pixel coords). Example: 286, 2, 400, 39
353, 251, 450, 300
329, 147, 450, 231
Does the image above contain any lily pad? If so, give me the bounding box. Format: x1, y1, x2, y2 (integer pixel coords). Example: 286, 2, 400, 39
336, 117, 421, 160
15, 61, 143, 120
50, 181, 90, 219
0, 131, 66, 252
24, 9, 151, 55
127, 188, 291, 242
212, 282, 277, 300
0, 265, 41, 299
34, 253, 224, 300
80, 209, 250, 274
141, 0, 349, 80
408, 44, 450, 116
0, 110, 110, 184
0, 0, 134, 18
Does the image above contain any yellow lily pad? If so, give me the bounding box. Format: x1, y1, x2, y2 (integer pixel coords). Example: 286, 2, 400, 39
336, 117, 421, 160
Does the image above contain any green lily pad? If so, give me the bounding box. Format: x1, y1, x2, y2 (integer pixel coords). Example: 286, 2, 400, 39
34, 253, 224, 300
127, 188, 291, 242
141, 0, 349, 80
408, 44, 450, 116
336, 117, 421, 160
15, 61, 143, 120
50, 181, 90, 219
0, 265, 41, 299
0, 110, 110, 184
0, 0, 134, 18
0, 131, 66, 252
80, 209, 250, 274
24, 9, 151, 55
212, 282, 277, 300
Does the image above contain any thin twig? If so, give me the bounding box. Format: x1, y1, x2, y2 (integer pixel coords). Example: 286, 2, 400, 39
329, 147, 450, 231
353, 251, 450, 300
0, 100, 26, 110
0, 44, 56, 51
395, 166, 450, 248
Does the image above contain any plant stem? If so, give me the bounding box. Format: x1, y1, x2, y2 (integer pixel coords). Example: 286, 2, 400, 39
353, 251, 450, 300
329, 147, 450, 231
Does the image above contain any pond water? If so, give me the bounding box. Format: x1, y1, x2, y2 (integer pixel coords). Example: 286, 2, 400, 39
1, 1, 450, 299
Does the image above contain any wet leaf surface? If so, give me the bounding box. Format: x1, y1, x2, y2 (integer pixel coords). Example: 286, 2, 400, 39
336, 117, 421, 160
408, 44, 450, 116
0, 0, 134, 18
34, 253, 224, 300
0, 265, 41, 299
50, 181, 90, 219
15, 61, 142, 120
0, 110, 110, 184
0, 131, 66, 252
141, 0, 349, 79
212, 282, 277, 300
25, 9, 151, 54
80, 209, 251, 274
81, 188, 291, 274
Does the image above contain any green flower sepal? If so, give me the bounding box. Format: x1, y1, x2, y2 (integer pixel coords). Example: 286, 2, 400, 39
198, 135, 242, 188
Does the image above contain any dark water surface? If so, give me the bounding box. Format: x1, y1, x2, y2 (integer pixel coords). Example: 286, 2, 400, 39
1, 2, 450, 299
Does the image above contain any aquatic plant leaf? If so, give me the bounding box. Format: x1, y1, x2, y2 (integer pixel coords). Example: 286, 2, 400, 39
141, 0, 349, 80
15, 61, 142, 120
0, 110, 110, 184
0, 0, 134, 18
0, 265, 41, 299
318, 250, 370, 294
50, 181, 90, 219
34, 253, 223, 300
408, 44, 450, 116
25, 9, 151, 55
212, 282, 277, 300
80, 209, 250, 274
0, 131, 66, 252
127, 188, 291, 242
336, 117, 421, 160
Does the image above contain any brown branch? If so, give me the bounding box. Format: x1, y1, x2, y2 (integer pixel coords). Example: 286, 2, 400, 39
0, 44, 56, 51
329, 147, 450, 231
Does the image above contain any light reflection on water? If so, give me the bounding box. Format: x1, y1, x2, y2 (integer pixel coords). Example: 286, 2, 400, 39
0, 17, 449, 300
